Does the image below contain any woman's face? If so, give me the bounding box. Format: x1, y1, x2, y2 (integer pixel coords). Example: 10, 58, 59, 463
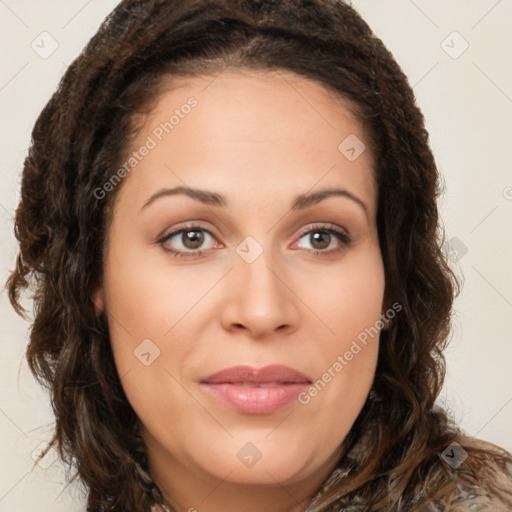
96, 69, 385, 504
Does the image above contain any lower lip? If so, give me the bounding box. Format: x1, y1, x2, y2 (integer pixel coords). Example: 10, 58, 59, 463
201, 383, 310, 414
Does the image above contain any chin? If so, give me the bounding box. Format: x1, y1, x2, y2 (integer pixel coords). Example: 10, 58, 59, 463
190, 436, 317, 486
209, 458, 309, 486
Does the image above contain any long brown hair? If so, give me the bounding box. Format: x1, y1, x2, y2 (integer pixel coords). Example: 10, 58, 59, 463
7, 0, 512, 510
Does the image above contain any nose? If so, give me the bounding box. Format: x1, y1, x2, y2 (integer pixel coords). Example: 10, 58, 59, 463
219, 246, 300, 339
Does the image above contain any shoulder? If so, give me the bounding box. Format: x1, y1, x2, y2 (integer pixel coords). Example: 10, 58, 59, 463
415, 443, 512, 511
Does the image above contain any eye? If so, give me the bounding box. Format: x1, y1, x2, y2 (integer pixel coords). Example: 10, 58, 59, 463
157, 225, 218, 258
293, 224, 351, 256
157, 223, 351, 259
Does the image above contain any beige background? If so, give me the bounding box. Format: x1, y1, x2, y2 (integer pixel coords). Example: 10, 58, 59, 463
1, 1, 511, 510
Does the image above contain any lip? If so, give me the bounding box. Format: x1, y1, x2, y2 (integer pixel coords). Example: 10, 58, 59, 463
200, 365, 311, 414
201, 364, 311, 385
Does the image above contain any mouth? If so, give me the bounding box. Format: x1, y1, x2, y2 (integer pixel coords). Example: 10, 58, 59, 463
200, 365, 312, 414
200, 364, 312, 385
222, 381, 300, 387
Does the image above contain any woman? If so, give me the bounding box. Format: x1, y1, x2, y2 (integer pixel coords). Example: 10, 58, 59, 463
7, 0, 512, 511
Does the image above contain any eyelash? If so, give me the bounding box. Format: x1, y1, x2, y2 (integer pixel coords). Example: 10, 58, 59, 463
157, 223, 352, 259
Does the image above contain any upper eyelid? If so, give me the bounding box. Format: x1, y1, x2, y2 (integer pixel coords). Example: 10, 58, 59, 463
295, 223, 349, 237
158, 224, 216, 243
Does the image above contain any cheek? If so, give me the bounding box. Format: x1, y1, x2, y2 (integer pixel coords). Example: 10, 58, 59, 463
296, 248, 384, 414
102, 238, 217, 403
298, 247, 385, 338
103, 239, 191, 339
102, 253, 196, 425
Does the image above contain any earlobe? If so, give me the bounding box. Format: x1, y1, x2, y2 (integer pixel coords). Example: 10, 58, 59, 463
92, 284, 105, 314
381, 317, 391, 331
380, 304, 392, 331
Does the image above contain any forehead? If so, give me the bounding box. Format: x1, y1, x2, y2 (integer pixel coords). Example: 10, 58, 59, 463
115, 69, 377, 217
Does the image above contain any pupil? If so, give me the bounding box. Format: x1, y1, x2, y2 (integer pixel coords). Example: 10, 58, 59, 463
312, 231, 330, 249
183, 230, 204, 249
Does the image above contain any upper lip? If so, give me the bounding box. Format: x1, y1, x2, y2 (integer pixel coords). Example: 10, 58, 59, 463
201, 365, 312, 384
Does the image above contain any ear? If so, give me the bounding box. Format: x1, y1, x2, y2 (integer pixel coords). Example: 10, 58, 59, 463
380, 297, 393, 331
92, 282, 105, 315
381, 315, 392, 331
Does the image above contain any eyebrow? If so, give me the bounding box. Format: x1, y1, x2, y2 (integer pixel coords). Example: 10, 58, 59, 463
141, 185, 370, 219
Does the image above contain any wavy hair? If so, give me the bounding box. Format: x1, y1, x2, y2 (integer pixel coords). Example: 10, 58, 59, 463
7, 0, 512, 510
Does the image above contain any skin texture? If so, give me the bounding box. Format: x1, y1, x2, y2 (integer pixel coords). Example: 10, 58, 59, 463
94, 69, 386, 512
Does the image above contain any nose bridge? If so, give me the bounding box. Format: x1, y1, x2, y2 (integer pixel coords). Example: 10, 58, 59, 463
221, 232, 298, 335
235, 235, 284, 306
